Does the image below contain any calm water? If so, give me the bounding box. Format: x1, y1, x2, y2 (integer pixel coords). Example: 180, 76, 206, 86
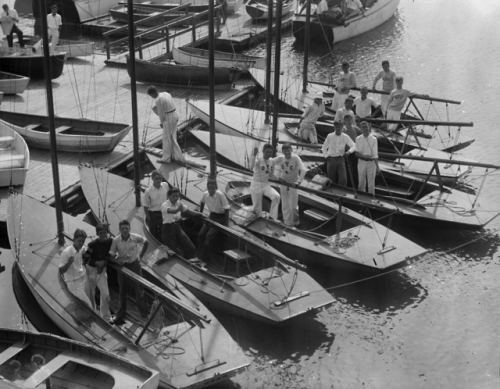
1, 0, 500, 388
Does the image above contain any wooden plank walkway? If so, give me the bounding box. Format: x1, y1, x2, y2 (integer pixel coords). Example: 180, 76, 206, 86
0, 48, 253, 222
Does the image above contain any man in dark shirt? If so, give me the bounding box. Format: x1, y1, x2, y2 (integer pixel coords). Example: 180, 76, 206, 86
84, 224, 112, 321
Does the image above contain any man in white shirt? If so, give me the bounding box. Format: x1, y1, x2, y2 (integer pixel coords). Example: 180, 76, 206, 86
273, 143, 307, 227
59, 228, 92, 307
331, 62, 357, 111
322, 120, 355, 187
334, 96, 355, 122
355, 121, 380, 194
316, 0, 328, 14
143, 170, 168, 241
0, 4, 24, 48
353, 86, 381, 118
372, 60, 397, 114
148, 85, 184, 163
197, 178, 230, 261
249, 144, 281, 220
386, 76, 426, 131
32, 5, 61, 54
298, 92, 325, 144
343, 0, 365, 17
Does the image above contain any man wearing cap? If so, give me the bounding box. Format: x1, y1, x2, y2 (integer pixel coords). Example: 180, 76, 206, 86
84, 224, 112, 322
161, 187, 203, 259
197, 179, 230, 262
143, 170, 168, 242
331, 62, 357, 111
0, 4, 24, 48
353, 86, 381, 118
32, 4, 62, 54
354, 121, 380, 194
334, 96, 355, 123
298, 92, 325, 144
108, 220, 149, 325
147, 86, 184, 163
322, 120, 355, 187
372, 60, 397, 114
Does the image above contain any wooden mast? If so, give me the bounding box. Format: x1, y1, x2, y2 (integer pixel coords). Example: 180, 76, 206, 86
39, 0, 64, 245
302, 0, 312, 93
127, 0, 141, 207
209, 0, 216, 177
271, 0, 283, 154
264, 0, 273, 124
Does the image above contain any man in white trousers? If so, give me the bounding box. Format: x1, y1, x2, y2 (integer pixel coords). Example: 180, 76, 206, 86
33, 5, 61, 54
249, 144, 281, 220
147, 85, 184, 163
273, 143, 306, 227
354, 121, 380, 195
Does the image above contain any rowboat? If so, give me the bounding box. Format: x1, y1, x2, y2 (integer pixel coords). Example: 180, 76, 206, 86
191, 130, 498, 230
293, 0, 400, 44
110, 4, 190, 26
0, 111, 132, 153
130, 0, 243, 14
128, 54, 242, 90
0, 328, 160, 389
173, 46, 266, 71
0, 119, 29, 187
0, 48, 66, 80
7, 193, 250, 389
146, 147, 427, 273
19, 35, 95, 58
80, 165, 336, 326
246, 0, 294, 20
0, 71, 29, 94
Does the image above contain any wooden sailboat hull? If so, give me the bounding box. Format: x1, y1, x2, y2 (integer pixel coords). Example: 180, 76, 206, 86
0, 119, 29, 187
293, 0, 400, 44
129, 55, 242, 90
245, 0, 294, 20
0, 328, 160, 389
146, 148, 427, 273
0, 71, 30, 94
110, 5, 189, 26
7, 193, 249, 389
173, 47, 266, 71
0, 48, 66, 80
0, 111, 132, 153
79, 166, 336, 326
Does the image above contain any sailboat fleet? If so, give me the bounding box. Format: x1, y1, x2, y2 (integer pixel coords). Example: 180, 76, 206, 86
2, 0, 499, 388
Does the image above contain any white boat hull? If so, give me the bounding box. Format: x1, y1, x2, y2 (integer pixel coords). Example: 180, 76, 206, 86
0, 120, 29, 187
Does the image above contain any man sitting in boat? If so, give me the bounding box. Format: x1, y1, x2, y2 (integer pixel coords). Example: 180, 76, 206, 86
342, 0, 365, 18
197, 178, 230, 262
83, 224, 112, 322
59, 229, 92, 308
353, 86, 382, 118
298, 92, 325, 144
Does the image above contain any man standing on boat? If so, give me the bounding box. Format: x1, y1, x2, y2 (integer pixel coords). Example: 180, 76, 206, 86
83, 224, 112, 322
32, 5, 62, 54
147, 86, 184, 163
343, 113, 361, 188
372, 60, 397, 114
250, 144, 281, 220
0, 4, 24, 48
334, 96, 355, 122
144, 170, 169, 242
298, 92, 325, 144
273, 143, 307, 227
355, 121, 380, 194
322, 120, 355, 187
386, 76, 426, 132
331, 62, 357, 111
59, 229, 92, 308
353, 86, 381, 118
108, 220, 150, 325
197, 178, 230, 262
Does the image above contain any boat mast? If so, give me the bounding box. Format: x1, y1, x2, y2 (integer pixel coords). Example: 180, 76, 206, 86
264, 0, 274, 124
302, 0, 312, 92
39, 0, 64, 245
209, 0, 216, 177
127, 0, 141, 207
271, 0, 283, 154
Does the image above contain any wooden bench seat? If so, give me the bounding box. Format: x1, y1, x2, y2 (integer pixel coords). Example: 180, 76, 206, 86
25, 124, 43, 131
55, 126, 73, 133
0, 340, 32, 365
375, 184, 416, 198
0, 153, 25, 169
223, 249, 252, 274
303, 208, 333, 224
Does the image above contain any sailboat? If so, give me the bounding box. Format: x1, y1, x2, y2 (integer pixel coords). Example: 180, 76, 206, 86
6, 1, 250, 387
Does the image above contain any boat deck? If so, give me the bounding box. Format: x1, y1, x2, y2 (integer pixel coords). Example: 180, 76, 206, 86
0, 48, 253, 223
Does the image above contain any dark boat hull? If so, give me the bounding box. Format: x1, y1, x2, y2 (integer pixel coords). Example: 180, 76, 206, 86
128, 55, 241, 90
0, 53, 66, 80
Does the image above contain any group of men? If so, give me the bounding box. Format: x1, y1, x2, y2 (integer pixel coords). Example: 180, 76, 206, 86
0, 3, 61, 53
